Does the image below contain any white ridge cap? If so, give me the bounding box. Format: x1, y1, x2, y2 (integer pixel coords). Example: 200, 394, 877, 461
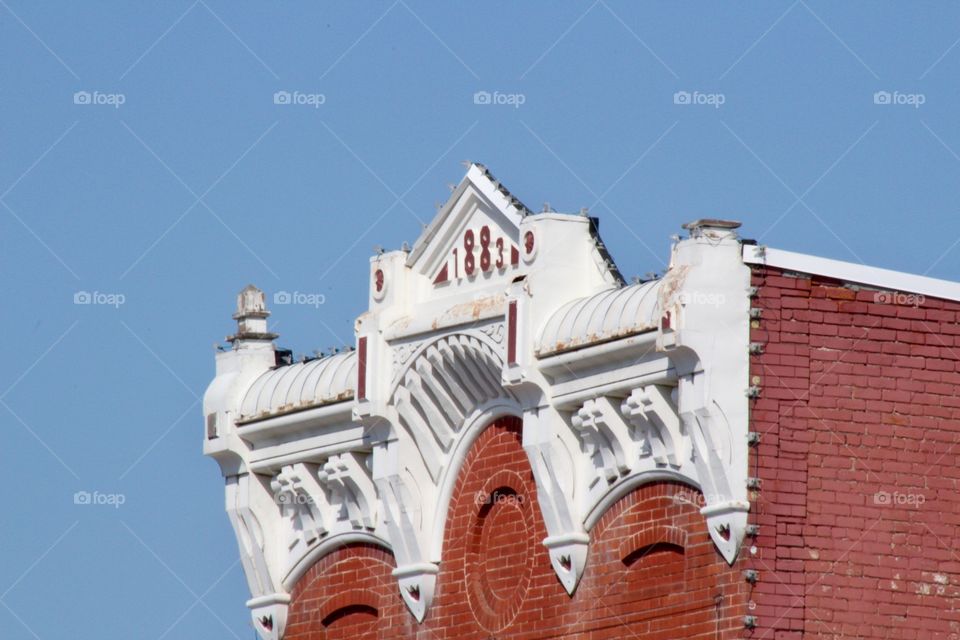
743, 244, 960, 303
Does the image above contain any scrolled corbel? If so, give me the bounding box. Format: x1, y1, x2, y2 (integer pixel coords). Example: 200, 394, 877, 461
622, 385, 687, 467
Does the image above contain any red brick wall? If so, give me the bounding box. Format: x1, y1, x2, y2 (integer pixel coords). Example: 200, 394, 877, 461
286, 416, 747, 639
749, 264, 960, 639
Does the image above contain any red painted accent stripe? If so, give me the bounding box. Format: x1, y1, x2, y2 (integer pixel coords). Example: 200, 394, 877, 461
357, 336, 368, 400
507, 301, 517, 365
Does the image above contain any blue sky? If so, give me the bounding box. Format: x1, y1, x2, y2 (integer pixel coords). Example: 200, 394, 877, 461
2, 2, 960, 638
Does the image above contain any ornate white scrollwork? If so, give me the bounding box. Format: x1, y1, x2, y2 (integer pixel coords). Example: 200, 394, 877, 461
320, 452, 377, 531
272, 464, 327, 556
622, 385, 687, 468
480, 321, 505, 345
392, 339, 425, 378
572, 396, 632, 486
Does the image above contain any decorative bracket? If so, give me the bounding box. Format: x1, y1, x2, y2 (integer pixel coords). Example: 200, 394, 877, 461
271, 464, 328, 556
373, 445, 438, 622
319, 452, 378, 530
622, 385, 687, 467
543, 532, 590, 595
523, 406, 589, 595
393, 562, 439, 623
247, 593, 290, 640
680, 375, 749, 565
571, 397, 632, 486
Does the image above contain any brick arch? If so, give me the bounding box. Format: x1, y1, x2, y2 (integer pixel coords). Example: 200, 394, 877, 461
284, 543, 409, 640
582, 482, 749, 638
619, 523, 688, 563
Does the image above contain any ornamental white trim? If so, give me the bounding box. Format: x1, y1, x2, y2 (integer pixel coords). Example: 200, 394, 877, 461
204, 167, 753, 638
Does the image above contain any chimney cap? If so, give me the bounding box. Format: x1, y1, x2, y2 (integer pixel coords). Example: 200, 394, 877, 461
681, 219, 742, 231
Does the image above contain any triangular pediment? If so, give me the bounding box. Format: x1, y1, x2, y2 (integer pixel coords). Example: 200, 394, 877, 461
407, 164, 531, 287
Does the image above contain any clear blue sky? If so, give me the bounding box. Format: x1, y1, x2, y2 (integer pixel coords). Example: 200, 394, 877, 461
2, 2, 959, 638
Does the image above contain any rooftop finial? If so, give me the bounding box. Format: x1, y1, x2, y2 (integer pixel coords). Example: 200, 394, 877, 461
235, 284, 268, 319
228, 284, 277, 345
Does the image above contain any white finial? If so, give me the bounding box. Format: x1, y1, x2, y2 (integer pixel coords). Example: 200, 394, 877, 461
235, 284, 267, 318
229, 284, 277, 344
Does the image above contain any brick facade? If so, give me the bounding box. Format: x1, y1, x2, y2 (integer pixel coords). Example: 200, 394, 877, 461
287, 416, 748, 638
749, 264, 960, 639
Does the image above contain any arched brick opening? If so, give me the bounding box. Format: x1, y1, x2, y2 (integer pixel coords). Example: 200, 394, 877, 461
284, 417, 747, 638
284, 542, 409, 640
581, 483, 749, 638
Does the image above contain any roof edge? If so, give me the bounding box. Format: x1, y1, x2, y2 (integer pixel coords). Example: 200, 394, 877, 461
743, 244, 960, 303
405, 163, 532, 267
